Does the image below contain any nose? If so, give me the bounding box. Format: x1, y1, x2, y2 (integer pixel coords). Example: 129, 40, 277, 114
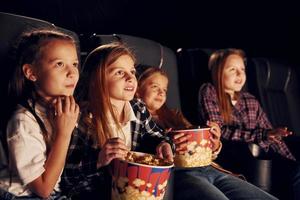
66, 65, 78, 78
158, 88, 166, 96
125, 72, 136, 82
236, 69, 244, 76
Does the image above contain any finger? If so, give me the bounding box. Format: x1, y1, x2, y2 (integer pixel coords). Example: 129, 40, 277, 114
269, 136, 282, 144
164, 152, 174, 162
56, 97, 63, 115
173, 133, 185, 140
75, 104, 80, 115
108, 137, 126, 144
64, 95, 70, 113
106, 139, 129, 151
173, 134, 191, 145
210, 129, 219, 139
106, 152, 127, 164
165, 128, 172, 133
156, 147, 163, 159
69, 96, 76, 112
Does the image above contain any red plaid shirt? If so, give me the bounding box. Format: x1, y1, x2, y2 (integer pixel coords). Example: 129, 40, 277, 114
199, 83, 296, 161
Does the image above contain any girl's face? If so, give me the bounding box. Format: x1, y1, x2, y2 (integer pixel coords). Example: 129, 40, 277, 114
32, 39, 79, 101
106, 55, 137, 106
139, 73, 168, 114
222, 54, 246, 97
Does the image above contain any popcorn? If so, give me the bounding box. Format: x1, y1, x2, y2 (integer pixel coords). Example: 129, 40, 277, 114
111, 151, 173, 200
112, 178, 167, 200
174, 139, 212, 167
125, 151, 172, 166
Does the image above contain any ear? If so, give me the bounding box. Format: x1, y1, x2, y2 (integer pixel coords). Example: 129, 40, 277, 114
22, 64, 37, 82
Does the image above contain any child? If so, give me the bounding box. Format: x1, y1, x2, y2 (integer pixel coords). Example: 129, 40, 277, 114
198, 48, 300, 199
60, 43, 173, 199
0, 29, 80, 199
136, 67, 278, 200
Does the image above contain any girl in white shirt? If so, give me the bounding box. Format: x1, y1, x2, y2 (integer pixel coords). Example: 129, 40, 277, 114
0, 29, 80, 199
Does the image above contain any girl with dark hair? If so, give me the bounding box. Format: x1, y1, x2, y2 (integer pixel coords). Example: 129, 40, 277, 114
0, 29, 80, 199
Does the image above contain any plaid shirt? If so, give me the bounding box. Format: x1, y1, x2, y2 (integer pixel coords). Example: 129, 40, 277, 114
60, 98, 171, 198
198, 83, 296, 161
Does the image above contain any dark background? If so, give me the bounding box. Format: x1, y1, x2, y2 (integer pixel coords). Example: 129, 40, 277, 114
1, 0, 299, 64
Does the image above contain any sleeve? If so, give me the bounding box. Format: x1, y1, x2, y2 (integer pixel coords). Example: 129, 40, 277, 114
138, 104, 175, 154
6, 112, 46, 185
198, 84, 271, 150
60, 126, 106, 196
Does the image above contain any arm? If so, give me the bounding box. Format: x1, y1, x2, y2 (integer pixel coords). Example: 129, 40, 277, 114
61, 130, 108, 197
28, 96, 79, 198
199, 84, 272, 148
131, 99, 174, 159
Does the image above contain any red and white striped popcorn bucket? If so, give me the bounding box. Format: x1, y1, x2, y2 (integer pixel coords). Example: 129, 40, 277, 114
170, 127, 212, 167
110, 151, 173, 200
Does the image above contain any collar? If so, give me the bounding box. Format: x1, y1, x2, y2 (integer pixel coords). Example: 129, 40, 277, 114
108, 101, 137, 126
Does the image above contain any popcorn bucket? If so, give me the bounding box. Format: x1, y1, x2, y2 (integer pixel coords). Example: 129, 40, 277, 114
171, 127, 212, 167
111, 151, 173, 200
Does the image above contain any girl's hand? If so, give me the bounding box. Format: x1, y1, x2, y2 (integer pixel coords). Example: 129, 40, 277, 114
171, 132, 192, 154
97, 137, 129, 168
156, 142, 173, 162
52, 96, 79, 138
206, 121, 221, 152
267, 127, 292, 144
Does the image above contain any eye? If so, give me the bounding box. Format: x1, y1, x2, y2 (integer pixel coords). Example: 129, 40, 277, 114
115, 70, 125, 76
131, 69, 136, 75
73, 62, 79, 68
151, 85, 158, 89
56, 62, 64, 68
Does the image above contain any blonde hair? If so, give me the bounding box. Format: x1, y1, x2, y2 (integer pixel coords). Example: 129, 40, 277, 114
83, 42, 135, 147
209, 48, 246, 123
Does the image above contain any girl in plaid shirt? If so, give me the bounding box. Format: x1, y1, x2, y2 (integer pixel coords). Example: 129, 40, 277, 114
199, 48, 300, 199
61, 43, 173, 199
136, 67, 277, 200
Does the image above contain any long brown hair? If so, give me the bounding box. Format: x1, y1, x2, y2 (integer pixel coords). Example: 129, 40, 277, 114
83, 42, 136, 147
209, 48, 246, 123
137, 67, 191, 129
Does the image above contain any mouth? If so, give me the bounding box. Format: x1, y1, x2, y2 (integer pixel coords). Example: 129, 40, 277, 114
124, 86, 135, 92
65, 84, 75, 88
155, 98, 163, 103
235, 80, 243, 84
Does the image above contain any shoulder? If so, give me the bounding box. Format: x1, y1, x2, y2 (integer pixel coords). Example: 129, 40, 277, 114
200, 83, 216, 94
240, 91, 259, 102
7, 104, 40, 138
199, 83, 217, 100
